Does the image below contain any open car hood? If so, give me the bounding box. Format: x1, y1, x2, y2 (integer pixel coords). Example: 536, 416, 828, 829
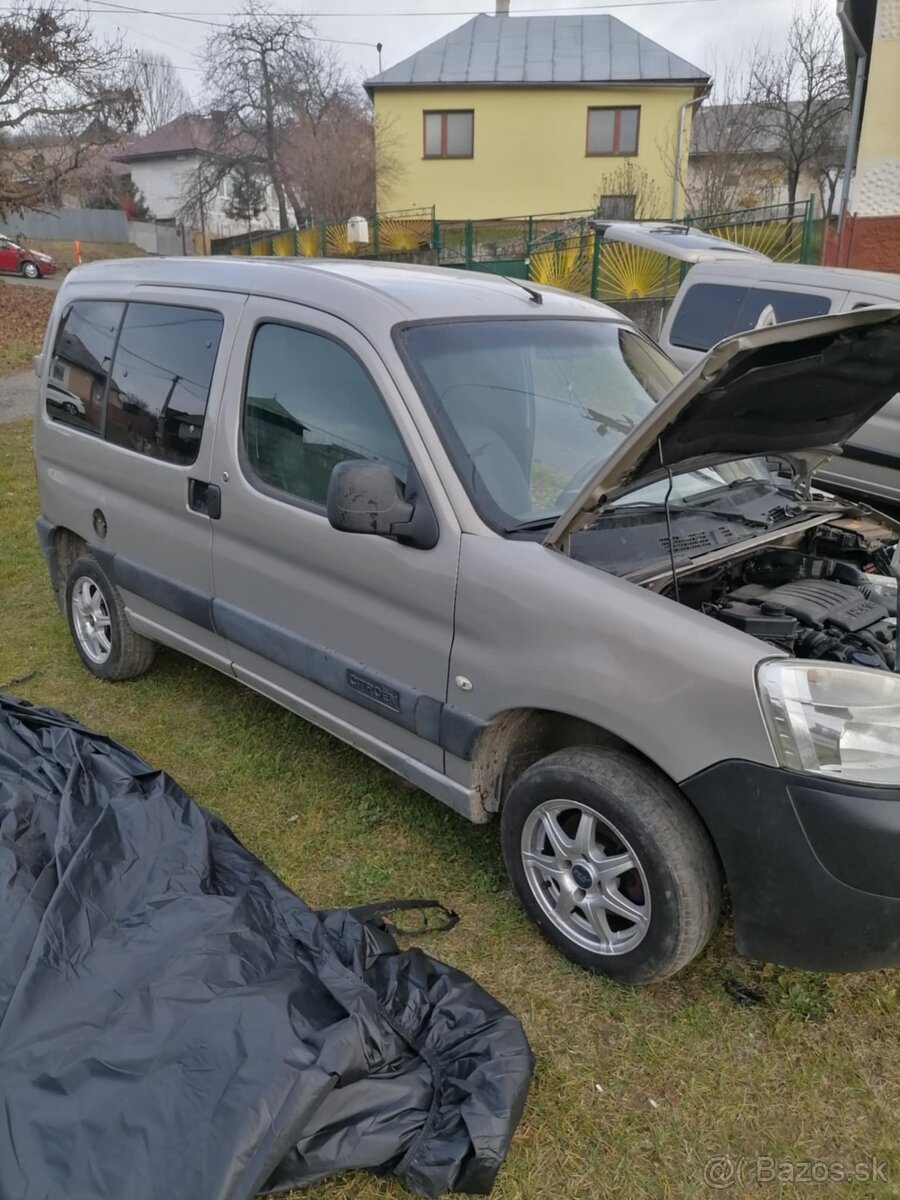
545, 306, 900, 550
590, 220, 768, 263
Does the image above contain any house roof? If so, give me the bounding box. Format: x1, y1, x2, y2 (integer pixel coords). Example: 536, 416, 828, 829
364, 14, 708, 93
690, 101, 849, 158
112, 114, 218, 163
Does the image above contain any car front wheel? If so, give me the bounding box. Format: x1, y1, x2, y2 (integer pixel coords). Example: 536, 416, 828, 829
501, 746, 722, 984
20, 260, 40, 279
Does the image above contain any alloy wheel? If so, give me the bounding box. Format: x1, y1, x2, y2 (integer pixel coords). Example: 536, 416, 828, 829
520, 798, 651, 955
71, 576, 113, 664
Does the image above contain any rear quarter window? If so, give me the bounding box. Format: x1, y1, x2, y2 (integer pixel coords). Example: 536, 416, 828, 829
735, 287, 831, 331
104, 303, 223, 466
669, 281, 834, 354
46, 301, 124, 433
668, 283, 748, 352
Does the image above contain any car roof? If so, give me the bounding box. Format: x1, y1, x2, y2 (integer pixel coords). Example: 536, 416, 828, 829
62, 255, 620, 327
682, 257, 900, 294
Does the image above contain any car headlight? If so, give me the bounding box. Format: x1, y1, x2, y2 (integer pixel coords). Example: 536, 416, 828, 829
757, 659, 900, 785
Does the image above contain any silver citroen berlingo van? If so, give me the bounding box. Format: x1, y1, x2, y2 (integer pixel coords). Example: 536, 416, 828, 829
32, 257, 900, 983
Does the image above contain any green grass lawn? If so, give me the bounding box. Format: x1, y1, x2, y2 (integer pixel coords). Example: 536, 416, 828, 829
2, 417, 899, 1198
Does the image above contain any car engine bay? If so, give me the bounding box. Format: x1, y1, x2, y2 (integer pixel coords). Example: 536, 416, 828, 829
673, 517, 899, 671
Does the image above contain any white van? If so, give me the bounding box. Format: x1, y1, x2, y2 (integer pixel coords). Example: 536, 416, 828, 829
657, 259, 900, 503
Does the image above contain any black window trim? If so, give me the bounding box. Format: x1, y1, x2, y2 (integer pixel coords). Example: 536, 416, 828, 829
46, 297, 224, 468
392, 313, 655, 537
237, 316, 431, 529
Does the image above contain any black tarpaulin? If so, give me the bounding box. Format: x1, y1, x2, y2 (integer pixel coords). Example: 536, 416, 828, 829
0, 695, 533, 1200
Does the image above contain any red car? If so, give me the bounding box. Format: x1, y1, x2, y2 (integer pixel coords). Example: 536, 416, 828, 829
0, 235, 57, 278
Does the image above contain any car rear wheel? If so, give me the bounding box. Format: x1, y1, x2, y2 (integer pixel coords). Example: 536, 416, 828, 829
501, 746, 722, 984
20, 260, 39, 279
65, 556, 157, 681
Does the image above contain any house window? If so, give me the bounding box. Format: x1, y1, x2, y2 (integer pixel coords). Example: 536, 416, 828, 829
423, 111, 474, 158
218, 175, 235, 200
586, 107, 640, 156
597, 194, 637, 220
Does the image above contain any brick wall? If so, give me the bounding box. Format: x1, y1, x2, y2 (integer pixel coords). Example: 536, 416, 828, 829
821, 214, 900, 273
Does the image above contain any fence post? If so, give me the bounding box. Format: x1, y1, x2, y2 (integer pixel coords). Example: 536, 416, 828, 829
432, 217, 441, 262
465, 220, 473, 269
372, 212, 380, 256
590, 233, 601, 300
293, 230, 299, 257
526, 215, 533, 257
320, 222, 328, 256
800, 194, 814, 263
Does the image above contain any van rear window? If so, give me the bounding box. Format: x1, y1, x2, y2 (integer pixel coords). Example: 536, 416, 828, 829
104, 304, 223, 466
46, 301, 124, 434
668, 283, 748, 352
46, 300, 223, 465
670, 281, 832, 353
735, 287, 831, 332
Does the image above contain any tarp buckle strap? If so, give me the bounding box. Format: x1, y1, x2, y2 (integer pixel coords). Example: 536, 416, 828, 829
349, 898, 460, 937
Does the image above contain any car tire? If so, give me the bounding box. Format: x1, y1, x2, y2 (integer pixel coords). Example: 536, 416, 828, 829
65, 556, 157, 681
20, 261, 40, 279
501, 746, 722, 984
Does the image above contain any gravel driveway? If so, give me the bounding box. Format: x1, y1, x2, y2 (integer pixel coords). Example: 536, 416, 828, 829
0, 371, 36, 424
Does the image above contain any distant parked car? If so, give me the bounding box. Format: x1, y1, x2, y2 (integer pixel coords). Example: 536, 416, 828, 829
0, 235, 57, 278
656, 258, 900, 504
592, 223, 900, 505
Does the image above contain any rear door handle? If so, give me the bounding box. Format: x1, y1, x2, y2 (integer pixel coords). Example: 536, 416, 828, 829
188, 478, 221, 519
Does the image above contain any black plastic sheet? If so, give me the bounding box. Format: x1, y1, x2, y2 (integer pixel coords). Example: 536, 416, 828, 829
0, 695, 533, 1200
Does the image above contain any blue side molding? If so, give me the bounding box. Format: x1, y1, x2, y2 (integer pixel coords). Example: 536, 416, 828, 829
37, 519, 487, 761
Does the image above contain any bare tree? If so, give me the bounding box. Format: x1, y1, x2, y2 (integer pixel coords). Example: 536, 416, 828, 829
174, 156, 222, 245
68, 163, 151, 218
592, 160, 664, 220
281, 103, 403, 224
748, 0, 849, 212
681, 62, 768, 216
0, 1, 139, 219
127, 52, 191, 134
202, 1, 352, 229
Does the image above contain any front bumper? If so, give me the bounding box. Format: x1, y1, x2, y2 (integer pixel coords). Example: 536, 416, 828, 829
682, 760, 900, 972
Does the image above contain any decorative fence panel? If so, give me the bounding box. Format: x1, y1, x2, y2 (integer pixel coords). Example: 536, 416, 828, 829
210, 198, 817, 305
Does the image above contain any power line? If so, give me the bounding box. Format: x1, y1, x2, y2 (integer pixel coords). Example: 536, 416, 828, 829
2, 0, 722, 20
93, 0, 721, 12
87, 0, 385, 46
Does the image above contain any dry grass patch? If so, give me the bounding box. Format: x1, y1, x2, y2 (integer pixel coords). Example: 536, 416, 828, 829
0, 281, 55, 374
30, 239, 148, 269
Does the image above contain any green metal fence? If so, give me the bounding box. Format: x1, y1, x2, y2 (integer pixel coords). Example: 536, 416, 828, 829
212, 196, 817, 304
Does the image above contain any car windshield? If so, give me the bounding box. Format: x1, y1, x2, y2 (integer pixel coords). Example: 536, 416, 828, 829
400, 318, 770, 531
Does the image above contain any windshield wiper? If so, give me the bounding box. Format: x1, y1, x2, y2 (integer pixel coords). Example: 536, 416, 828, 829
611, 501, 772, 530
506, 516, 560, 534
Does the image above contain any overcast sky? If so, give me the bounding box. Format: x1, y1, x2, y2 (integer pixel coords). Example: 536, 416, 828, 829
86, 0, 807, 101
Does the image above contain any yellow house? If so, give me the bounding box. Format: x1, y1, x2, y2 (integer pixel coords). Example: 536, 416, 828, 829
824, 0, 900, 271
365, 8, 709, 221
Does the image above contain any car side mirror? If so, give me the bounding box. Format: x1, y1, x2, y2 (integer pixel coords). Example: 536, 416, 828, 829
326, 460, 438, 549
